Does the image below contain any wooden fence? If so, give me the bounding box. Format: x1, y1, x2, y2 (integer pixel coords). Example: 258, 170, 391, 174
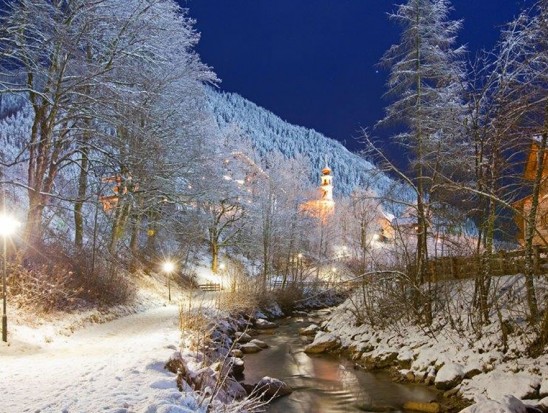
416, 245, 548, 282
198, 247, 547, 293
198, 283, 221, 292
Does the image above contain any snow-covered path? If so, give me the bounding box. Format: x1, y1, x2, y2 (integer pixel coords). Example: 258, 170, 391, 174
0, 305, 188, 413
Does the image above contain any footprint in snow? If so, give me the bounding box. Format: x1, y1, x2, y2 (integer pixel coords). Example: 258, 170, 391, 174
146, 361, 166, 373
149, 379, 176, 389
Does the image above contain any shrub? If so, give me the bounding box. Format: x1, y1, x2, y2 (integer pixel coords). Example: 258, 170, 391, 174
8, 244, 135, 313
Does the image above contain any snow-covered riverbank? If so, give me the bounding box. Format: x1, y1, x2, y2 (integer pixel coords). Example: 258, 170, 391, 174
309, 274, 548, 412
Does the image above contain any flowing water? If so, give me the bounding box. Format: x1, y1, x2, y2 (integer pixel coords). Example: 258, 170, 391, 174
241, 312, 438, 413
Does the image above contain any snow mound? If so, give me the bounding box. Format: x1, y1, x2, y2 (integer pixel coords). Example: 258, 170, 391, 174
435, 362, 465, 390
459, 395, 527, 413
462, 371, 541, 401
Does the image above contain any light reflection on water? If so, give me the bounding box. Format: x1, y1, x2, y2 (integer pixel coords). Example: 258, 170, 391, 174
241, 316, 438, 413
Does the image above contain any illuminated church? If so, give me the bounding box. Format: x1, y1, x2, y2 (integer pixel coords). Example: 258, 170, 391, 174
301, 160, 335, 222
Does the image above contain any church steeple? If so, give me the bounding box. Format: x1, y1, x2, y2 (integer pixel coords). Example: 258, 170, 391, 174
320, 162, 333, 202
299, 158, 334, 222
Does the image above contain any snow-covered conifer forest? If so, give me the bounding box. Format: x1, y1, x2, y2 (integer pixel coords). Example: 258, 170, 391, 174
0, 0, 547, 412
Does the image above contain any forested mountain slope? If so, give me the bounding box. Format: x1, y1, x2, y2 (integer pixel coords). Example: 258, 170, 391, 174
0, 88, 409, 207
207, 89, 407, 200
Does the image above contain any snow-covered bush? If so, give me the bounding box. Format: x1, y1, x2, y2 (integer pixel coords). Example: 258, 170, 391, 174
174, 305, 273, 412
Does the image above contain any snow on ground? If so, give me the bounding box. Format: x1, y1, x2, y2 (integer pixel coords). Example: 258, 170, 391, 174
0, 286, 223, 413
1, 305, 188, 413
5, 288, 166, 352
194, 264, 224, 286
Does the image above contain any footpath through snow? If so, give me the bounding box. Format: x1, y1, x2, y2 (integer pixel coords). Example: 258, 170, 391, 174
0, 304, 199, 413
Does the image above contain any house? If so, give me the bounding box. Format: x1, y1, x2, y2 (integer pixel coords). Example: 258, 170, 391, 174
377, 211, 395, 242
513, 137, 548, 245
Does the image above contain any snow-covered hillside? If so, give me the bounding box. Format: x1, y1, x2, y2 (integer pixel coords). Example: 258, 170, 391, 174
0, 93, 33, 209
0, 93, 32, 163
1, 88, 411, 211
207, 89, 409, 201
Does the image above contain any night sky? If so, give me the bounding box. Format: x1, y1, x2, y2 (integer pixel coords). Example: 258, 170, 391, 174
184, 0, 534, 154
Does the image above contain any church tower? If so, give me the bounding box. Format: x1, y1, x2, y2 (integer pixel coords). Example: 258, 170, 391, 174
319, 159, 335, 218
299, 158, 334, 222
320, 164, 334, 203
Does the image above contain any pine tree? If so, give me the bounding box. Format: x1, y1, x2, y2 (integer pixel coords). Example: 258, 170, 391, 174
379, 0, 466, 322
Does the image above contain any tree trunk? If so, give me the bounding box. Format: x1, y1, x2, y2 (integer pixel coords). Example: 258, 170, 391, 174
522, 132, 546, 321
74, 145, 89, 251
145, 219, 157, 257
129, 210, 142, 273
539, 304, 548, 348
109, 199, 131, 256
211, 240, 218, 273
25, 193, 45, 249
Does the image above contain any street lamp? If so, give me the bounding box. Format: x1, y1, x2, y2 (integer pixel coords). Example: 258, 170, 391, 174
162, 261, 175, 302
297, 253, 303, 283
0, 213, 20, 342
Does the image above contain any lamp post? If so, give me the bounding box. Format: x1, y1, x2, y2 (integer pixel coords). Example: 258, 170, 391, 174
162, 261, 175, 302
297, 253, 303, 283
0, 213, 19, 342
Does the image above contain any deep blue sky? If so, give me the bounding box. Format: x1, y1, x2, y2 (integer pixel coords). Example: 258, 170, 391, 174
184, 0, 534, 153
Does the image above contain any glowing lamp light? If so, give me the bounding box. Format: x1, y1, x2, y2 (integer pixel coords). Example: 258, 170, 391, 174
219, 263, 226, 271
331, 267, 337, 273
163, 261, 175, 273
0, 214, 20, 237
162, 261, 176, 302
1, 213, 19, 342
297, 253, 303, 259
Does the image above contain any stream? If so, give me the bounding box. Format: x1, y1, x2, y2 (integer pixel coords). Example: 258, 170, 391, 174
241, 311, 439, 413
